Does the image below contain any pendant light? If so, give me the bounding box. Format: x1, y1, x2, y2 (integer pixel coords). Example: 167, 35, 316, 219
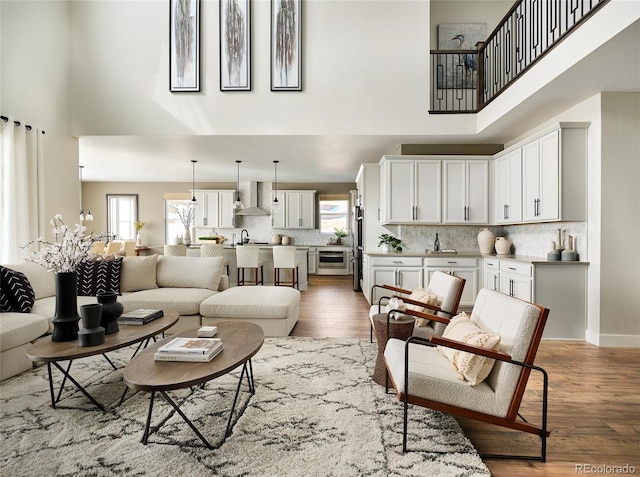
234, 160, 244, 209
79, 165, 93, 222
189, 159, 199, 210
272, 160, 280, 206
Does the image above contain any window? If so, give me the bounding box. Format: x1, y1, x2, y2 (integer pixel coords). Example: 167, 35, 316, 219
107, 194, 138, 240
319, 199, 349, 234
165, 199, 191, 243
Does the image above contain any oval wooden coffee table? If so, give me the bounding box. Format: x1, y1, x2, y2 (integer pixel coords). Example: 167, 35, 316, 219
27, 312, 179, 412
123, 321, 264, 449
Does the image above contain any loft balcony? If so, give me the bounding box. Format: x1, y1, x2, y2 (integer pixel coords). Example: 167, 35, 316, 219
429, 0, 610, 114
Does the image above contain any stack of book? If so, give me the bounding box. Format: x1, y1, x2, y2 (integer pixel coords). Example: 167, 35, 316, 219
154, 337, 223, 362
117, 309, 164, 325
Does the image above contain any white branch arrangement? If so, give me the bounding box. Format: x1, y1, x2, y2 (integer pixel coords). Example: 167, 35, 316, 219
23, 215, 106, 273
172, 205, 194, 230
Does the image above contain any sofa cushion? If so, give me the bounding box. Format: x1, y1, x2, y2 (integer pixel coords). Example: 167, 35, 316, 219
200, 286, 300, 320
438, 312, 501, 386
120, 255, 158, 292
77, 257, 123, 296
0, 312, 49, 352
157, 256, 223, 291
4, 262, 55, 300
0, 266, 36, 312
119, 288, 218, 316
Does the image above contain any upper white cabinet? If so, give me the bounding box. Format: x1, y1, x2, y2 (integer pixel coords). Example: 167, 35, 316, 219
442, 159, 489, 224
379, 156, 441, 225
271, 190, 315, 229
504, 123, 588, 224
193, 190, 235, 229
355, 164, 389, 251
494, 149, 523, 224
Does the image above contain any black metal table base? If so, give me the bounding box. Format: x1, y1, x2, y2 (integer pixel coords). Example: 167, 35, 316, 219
45, 336, 158, 412
140, 360, 255, 448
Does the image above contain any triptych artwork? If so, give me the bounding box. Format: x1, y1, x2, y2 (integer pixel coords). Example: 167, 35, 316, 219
169, 0, 302, 93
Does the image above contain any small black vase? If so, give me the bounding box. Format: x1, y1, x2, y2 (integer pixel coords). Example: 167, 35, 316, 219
78, 303, 105, 347
51, 272, 80, 342
96, 292, 123, 335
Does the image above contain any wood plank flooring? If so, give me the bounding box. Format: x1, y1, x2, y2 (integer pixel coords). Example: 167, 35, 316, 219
292, 275, 640, 477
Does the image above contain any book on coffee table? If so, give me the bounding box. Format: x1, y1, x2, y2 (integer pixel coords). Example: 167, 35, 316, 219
155, 340, 223, 362
157, 337, 222, 355
118, 309, 164, 325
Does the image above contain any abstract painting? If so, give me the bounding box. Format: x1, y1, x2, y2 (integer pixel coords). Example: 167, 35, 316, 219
271, 0, 302, 91
170, 0, 200, 92
437, 23, 486, 89
220, 0, 251, 91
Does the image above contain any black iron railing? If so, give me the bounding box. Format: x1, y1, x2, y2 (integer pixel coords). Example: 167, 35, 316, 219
429, 0, 610, 113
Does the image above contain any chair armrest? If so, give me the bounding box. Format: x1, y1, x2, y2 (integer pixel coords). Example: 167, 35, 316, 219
371, 284, 412, 304
429, 336, 512, 361
395, 308, 451, 325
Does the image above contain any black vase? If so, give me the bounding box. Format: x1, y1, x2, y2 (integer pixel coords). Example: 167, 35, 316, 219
51, 272, 80, 342
78, 303, 105, 347
97, 292, 123, 335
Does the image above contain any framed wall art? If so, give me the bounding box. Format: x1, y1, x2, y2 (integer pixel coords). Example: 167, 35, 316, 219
436, 23, 486, 89
170, 0, 201, 92
220, 0, 251, 91
271, 0, 302, 91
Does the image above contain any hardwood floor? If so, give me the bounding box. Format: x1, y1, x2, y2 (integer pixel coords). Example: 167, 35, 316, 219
292, 275, 640, 477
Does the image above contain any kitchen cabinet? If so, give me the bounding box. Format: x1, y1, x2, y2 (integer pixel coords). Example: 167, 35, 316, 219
494, 149, 523, 224
362, 253, 371, 303
368, 256, 423, 303
271, 190, 316, 229
442, 159, 489, 224
193, 190, 236, 229
379, 156, 441, 224
482, 257, 588, 339
308, 246, 317, 275
520, 124, 588, 223
355, 164, 388, 251
499, 260, 532, 302
424, 257, 479, 308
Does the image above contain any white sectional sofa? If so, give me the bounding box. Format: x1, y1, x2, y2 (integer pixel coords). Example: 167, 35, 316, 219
0, 254, 300, 381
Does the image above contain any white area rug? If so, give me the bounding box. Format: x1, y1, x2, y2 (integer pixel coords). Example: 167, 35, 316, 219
0, 337, 490, 476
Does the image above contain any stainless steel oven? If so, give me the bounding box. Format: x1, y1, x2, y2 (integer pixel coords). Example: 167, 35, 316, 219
317, 248, 349, 275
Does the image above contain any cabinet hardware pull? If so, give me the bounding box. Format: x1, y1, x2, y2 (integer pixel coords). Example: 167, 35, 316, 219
447, 261, 457, 264
204, 217, 208, 226
508, 266, 516, 270
393, 261, 403, 264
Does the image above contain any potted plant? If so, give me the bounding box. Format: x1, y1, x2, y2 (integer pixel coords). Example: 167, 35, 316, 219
378, 233, 403, 253
333, 228, 347, 245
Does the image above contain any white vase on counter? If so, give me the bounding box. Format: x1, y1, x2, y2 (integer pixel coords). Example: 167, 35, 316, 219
477, 228, 495, 254
381, 244, 390, 253
495, 236, 511, 255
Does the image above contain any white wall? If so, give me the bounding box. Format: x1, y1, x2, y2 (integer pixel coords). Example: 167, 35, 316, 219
67, 0, 474, 137
599, 92, 640, 342
1, 1, 78, 231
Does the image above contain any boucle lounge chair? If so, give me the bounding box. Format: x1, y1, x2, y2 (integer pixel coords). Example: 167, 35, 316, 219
384, 288, 550, 461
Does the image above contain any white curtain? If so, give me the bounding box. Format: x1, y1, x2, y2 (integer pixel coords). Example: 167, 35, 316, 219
0, 116, 44, 264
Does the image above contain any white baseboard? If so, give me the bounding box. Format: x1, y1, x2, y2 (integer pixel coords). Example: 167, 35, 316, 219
586, 330, 640, 347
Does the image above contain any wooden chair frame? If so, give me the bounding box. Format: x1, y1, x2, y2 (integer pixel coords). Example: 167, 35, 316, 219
384, 303, 550, 461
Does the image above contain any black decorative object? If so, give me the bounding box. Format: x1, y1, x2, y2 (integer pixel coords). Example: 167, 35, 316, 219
51, 272, 81, 342
78, 303, 105, 347
97, 292, 123, 335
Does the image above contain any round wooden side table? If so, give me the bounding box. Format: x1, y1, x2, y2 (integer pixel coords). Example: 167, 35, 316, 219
372, 312, 415, 386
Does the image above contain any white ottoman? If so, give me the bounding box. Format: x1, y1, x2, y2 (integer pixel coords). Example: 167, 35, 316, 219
199, 286, 300, 337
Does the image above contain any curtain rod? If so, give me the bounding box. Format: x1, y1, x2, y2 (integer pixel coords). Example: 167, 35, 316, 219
1, 115, 46, 134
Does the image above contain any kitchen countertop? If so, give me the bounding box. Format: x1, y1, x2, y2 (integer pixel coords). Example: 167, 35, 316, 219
364, 250, 589, 265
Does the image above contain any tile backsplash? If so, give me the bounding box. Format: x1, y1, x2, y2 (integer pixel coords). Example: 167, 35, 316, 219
399, 222, 587, 259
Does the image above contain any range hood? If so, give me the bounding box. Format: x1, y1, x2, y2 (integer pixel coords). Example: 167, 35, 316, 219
235, 181, 270, 216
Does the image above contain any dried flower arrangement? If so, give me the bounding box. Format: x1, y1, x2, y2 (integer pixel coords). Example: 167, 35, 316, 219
23, 215, 106, 273
172, 205, 195, 230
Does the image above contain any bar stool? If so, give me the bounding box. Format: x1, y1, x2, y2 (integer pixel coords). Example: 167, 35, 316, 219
164, 244, 187, 256
272, 245, 299, 289
235, 246, 263, 286
201, 243, 230, 275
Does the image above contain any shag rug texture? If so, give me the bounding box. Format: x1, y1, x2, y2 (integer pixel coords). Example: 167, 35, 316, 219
1, 337, 490, 476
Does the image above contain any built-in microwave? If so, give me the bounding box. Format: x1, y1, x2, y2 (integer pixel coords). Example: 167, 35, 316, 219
317, 248, 349, 275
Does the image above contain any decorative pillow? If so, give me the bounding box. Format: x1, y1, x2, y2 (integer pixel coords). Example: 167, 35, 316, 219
406, 287, 441, 326
77, 257, 123, 296
437, 312, 501, 386
0, 266, 36, 313
120, 255, 159, 292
